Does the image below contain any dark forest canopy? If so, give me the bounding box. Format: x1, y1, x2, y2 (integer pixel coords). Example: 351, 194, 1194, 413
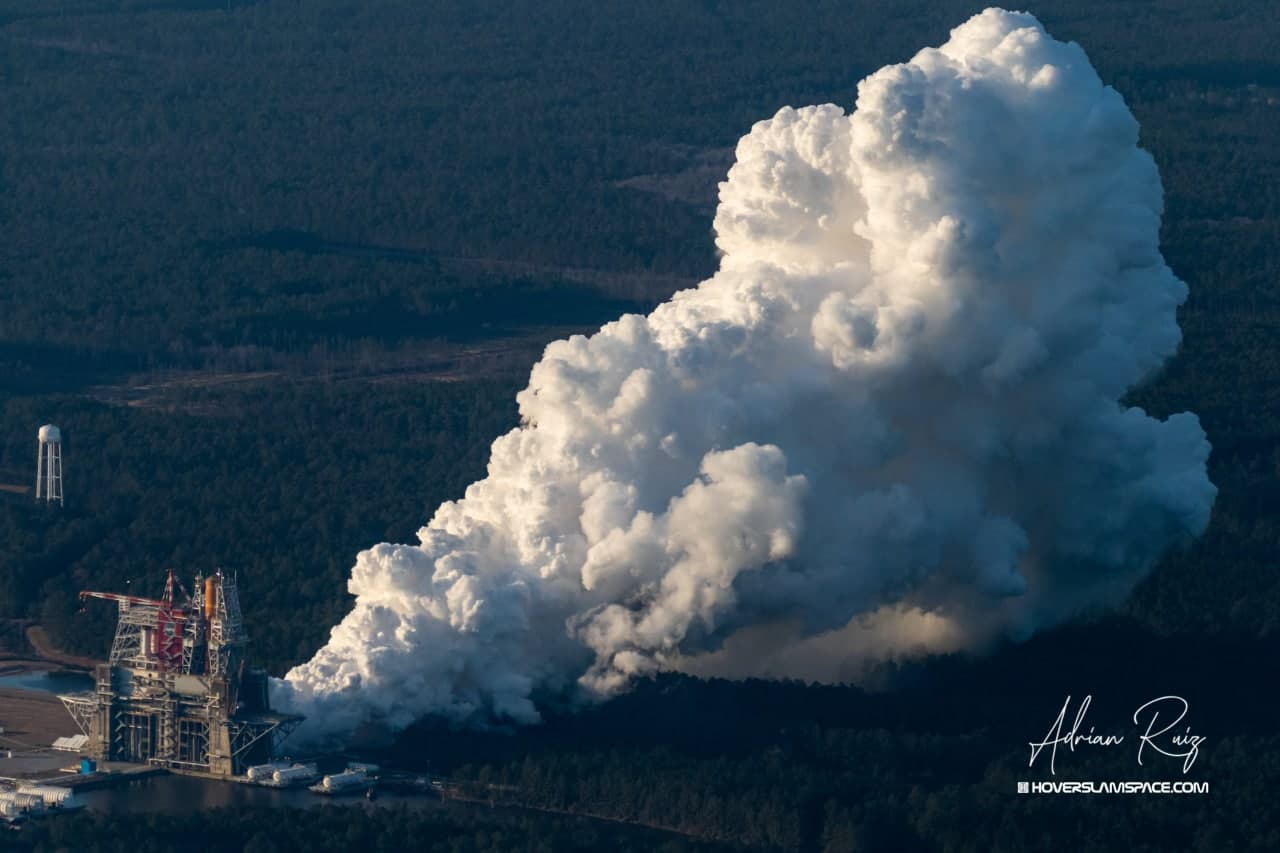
1, 0, 1278, 849
0, 0, 1274, 672
0, 0, 1276, 354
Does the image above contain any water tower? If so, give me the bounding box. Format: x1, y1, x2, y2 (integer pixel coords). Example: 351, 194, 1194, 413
35, 424, 63, 505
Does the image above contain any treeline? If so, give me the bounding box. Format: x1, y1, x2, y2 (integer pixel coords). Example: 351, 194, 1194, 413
8, 803, 727, 853
0, 0, 1274, 680
0, 378, 520, 671
389, 623, 1280, 851
1, 1, 1280, 847
0, 0, 1277, 357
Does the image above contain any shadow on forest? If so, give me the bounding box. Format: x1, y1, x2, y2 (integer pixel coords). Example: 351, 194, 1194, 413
388, 615, 1280, 771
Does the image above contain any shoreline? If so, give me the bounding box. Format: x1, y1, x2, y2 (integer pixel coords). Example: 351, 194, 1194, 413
0, 660, 59, 677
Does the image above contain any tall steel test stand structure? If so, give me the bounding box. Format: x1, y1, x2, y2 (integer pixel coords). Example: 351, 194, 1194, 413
59, 570, 302, 776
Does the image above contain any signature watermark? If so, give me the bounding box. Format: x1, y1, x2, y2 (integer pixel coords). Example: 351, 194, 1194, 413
1019, 695, 1208, 795
1016, 780, 1209, 795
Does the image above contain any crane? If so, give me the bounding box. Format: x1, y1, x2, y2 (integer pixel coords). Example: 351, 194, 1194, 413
79, 569, 191, 611
78, 570, 194, 670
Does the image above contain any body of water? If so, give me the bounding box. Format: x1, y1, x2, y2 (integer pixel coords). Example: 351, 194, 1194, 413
78, 773, 445, 814
0, 670, 93, 693
0, 670, 444, 815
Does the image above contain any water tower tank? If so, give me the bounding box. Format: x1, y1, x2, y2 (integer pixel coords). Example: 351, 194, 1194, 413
35, 424, 64, 505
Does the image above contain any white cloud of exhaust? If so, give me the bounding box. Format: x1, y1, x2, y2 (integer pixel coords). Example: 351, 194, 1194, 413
274, 8, 1215, 740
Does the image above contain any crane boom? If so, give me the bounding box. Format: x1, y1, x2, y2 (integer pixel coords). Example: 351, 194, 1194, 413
77, 570, 195, 673
80, 590, 173, 608
79, 569, 191, 610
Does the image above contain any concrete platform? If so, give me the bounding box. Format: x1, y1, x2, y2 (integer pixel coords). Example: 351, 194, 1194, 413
0, 749, 72, 780
0, 686, 164, 789
0, 745, 164, 789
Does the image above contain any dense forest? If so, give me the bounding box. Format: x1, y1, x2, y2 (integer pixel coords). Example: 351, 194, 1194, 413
0, 0, 1274, 671
0, 380, 521, 665
9, 802, 729, 853
1, 0, 1279, 849
0, 0, 1277, 355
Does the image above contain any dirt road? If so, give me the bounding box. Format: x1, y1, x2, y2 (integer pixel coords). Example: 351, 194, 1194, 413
24, 626, 98, 670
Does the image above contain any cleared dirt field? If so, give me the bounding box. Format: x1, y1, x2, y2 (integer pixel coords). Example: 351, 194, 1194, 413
0, 687, 78, 748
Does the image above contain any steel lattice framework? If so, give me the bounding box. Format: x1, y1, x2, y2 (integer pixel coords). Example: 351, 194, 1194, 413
58, 570, 302, 777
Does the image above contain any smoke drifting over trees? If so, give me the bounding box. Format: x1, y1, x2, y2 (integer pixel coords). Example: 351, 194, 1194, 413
274, 9, 1215, 740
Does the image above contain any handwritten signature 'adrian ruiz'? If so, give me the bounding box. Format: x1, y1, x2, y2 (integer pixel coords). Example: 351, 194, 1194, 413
1028, 695, 1206, 775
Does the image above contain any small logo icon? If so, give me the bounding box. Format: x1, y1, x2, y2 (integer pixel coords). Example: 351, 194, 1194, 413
1017, 781, 1030, 794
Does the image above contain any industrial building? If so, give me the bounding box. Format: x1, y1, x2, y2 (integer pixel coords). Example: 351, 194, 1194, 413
57, 571, 302, 777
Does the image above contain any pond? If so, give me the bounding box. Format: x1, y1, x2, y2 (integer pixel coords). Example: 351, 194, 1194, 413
77, 773, 446, 814
0, 670, 94, 694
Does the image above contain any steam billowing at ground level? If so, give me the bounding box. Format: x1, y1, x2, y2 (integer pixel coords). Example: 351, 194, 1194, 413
271, 8, 1216, 742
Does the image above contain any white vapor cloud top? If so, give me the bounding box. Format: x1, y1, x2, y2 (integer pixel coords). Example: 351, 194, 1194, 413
274, 8, 1215, 740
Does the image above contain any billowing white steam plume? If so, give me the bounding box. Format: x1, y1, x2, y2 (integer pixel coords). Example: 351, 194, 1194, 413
274, 8, 1215, 738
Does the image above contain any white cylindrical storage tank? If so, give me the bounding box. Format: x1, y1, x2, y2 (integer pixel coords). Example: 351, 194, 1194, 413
0, 792, 46, 813
272, 764, 318, 784
38, 424, 61, 443
246, 761, 291, 781
321, 769, 367, 791
16, 784, 76, 807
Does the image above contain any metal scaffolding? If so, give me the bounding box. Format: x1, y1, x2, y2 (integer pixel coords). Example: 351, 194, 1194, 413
58, 570, 303, 777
